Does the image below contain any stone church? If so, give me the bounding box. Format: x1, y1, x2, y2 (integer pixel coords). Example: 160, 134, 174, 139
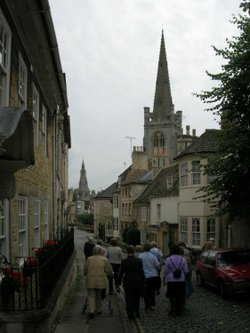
74, 159, 91, 215
143, 31, 185, 170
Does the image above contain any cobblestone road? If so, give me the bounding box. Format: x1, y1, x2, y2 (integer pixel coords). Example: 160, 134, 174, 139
120, 275, 250, 333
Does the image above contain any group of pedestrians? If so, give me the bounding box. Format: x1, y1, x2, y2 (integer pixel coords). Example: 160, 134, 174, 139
83, 236, 193, 320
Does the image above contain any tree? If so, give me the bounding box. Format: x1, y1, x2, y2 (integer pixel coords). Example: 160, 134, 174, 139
127, 228, 140, 246
78, 212, 94, 225
195, 0, 250, 219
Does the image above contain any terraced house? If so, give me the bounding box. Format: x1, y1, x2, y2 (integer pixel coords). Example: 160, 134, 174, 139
0, 0, 71, 303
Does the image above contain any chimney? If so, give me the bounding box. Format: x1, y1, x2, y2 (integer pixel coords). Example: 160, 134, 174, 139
192, 129, 196, 137
186, 125, 190, 136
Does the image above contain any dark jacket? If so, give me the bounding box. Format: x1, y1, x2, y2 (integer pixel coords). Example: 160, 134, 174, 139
118, 255, 145, 289
84, 240, 95, 258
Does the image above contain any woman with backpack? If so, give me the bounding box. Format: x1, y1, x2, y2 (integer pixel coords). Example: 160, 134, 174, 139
164, 244, 189, 316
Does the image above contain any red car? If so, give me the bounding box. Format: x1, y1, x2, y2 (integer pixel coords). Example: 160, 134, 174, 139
196, 248, 250, 297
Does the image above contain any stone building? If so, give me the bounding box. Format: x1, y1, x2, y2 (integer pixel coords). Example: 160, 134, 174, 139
134, 165, 179, 256
119, 31, 194, 248
93, 182, 117, 240
119, 148, 153, 236
93, 30, 197, 246
176, 129, 221, 250
0, 1, 71, 264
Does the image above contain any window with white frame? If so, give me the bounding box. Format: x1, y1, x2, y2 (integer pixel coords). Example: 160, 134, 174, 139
18, 53, 27, 107
140, 206, 147, 222
0, 199, 8, 257
180, 217, 188, 245
32, 84, 39, 146
41, 105, 47, 155
192, 218, 200, 246
44, 200, 49, 240
192, 160, 201, 185
18, 197, 28, 256
180, 162, 188, 186
0, 10, 11, 106
206, 217, 216, 241
113, 218, 118, 231
34, 199, 40, 248
56, 127, 62, 174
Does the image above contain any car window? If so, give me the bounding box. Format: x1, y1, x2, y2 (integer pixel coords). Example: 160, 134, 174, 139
218, 250, 250, 267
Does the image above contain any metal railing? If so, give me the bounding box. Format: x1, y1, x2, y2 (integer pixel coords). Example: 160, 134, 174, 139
0, 228, 74, 312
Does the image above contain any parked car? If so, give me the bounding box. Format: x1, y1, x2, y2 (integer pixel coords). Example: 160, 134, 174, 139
196, 248, 250, 297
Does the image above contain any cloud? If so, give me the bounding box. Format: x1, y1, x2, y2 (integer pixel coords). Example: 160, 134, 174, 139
50, 0, 241, 191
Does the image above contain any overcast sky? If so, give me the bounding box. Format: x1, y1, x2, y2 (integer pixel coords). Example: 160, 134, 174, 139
49, 0, 241, 193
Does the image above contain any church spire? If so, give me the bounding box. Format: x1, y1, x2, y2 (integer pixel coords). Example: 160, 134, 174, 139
78, 158, 90, 201
153, 30, 174, 118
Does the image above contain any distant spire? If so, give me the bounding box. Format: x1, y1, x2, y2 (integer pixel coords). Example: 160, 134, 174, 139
153, 30, 174, 118
78, 158, 90, 200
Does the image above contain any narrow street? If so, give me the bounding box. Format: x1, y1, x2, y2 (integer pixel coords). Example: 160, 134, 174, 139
55, 228, 250, 333
124, 269, 250, 333
54, 228, 125, 333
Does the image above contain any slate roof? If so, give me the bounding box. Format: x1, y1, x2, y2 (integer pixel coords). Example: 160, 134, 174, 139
134, 165, 179, 204
94, 182, 118, 199
176, 129, 220, 159
118, 165, 132, 183
122, 168, 153, 185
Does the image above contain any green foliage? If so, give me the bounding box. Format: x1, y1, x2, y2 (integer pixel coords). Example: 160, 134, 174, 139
122, 227, 129, 243
122, 223, 140, 245
78, 213, 93, 225
127, 228, 140, 246
194, 1, 250, 219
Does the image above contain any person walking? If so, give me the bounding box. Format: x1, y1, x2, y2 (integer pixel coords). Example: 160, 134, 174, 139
134, 244, 143, 258
106, 238, 123, 294
164, 244, 189, 316
84, 245, 113, 319
201, 237, 215, 251
117, 245, 145, 320
150, 241, 163, 264
177, 241, 193, 277
150, 241, 163, 294
83, 237, 95, 259
139, 243, 160, 312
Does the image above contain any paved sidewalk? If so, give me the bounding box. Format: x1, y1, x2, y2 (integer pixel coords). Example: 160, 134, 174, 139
54, 239, 127, 333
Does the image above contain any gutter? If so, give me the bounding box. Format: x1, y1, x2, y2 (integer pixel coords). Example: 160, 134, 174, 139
38, 0, 69, 111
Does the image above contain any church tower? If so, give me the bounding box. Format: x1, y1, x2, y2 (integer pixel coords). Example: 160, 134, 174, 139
143, 31, 182, 169
78, 159, 90, 201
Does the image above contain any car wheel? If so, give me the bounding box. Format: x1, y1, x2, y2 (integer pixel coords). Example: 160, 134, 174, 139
218, 280, 227, 298
196, 271, 205, 287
